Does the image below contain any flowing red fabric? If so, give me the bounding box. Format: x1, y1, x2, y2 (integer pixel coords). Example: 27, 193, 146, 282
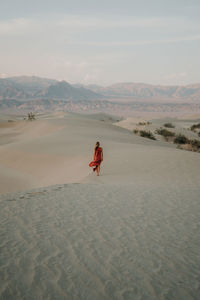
89, 147, 103, 167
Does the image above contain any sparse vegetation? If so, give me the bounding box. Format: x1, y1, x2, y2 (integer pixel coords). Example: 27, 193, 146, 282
190, 123, 200, 131
139, 130, 156, 140
190, 139, 200, 152
155, 128, 175, 138
133, 125, 200, 153
137, 121, 152, 126
133, 129, 156, 140
28, 112, 35, 120
163, 122, 175, 128
176, 138, 200, 152
189, 139, 200, 149
174, 134, 188, 145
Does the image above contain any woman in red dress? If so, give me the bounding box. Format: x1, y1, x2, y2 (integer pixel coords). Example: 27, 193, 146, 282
89, 141, 103, 176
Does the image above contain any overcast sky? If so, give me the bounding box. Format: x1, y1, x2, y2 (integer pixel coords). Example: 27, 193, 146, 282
0, 0, 200, 85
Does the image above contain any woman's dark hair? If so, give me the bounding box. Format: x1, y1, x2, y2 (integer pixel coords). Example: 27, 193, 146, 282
95, 141, 100, 151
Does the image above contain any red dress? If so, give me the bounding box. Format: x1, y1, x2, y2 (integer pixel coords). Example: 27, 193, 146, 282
89, 147, 103, 167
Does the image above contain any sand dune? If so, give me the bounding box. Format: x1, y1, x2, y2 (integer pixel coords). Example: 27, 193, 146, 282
0, 114, 91, 193
0, 112, 200, 299
1, 112, 200, 193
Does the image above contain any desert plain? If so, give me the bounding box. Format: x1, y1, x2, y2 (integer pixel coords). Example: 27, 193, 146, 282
0, 112, 200, 299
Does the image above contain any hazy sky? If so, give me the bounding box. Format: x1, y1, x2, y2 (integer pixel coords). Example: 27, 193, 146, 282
0, 0, 200, 85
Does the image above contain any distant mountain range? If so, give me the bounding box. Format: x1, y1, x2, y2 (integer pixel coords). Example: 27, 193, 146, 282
0, 76, 200, 114
85, 82, 200, 101
0, 76, 102, 101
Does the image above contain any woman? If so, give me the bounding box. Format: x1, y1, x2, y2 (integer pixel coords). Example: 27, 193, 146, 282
89, 141, 103, 176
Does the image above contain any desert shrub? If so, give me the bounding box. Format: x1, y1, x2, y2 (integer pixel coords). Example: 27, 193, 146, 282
137, 121, 152, 126
139, 130, 156, 140
190, 123, 200, 131
189, 139, 200, 149
138, 122, 147, 126
133, 129, 156, 140
174, 134, 188, 144
164, 122, 175, 128
155, 128, 175, 137
28, 112, 35, 120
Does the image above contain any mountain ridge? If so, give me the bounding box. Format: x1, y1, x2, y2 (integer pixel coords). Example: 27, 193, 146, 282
85, 82, 200, 100
1, 76, 200, 101
0, 77, 102, 101
0, 76, 200, 114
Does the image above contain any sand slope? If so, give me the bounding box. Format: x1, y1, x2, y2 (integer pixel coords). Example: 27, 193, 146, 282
1, 113, 200, 192
0, 113, 200, 299
0, 183, 200, 299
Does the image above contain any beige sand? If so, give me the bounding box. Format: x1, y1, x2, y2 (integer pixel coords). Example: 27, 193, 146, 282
0, 114, 91, 193
0, 112, 200, 299
1, 112, 199, 193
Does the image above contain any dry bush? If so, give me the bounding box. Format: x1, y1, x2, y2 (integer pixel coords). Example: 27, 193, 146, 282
139, 130, 156, 140
191, 123, 200, 131
189, 139, 200, 151
155, 128, 175, 138
164, 123, 175, 128
174, 134, 188, 145
174, 135, 200, 152
138, 122, 147, 126
133, 129, 156, 140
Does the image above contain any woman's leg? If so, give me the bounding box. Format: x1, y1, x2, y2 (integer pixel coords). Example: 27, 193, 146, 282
96, 165, 100, 176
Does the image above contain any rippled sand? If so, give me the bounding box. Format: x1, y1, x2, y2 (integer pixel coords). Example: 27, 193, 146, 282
0, 183, 200, 299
